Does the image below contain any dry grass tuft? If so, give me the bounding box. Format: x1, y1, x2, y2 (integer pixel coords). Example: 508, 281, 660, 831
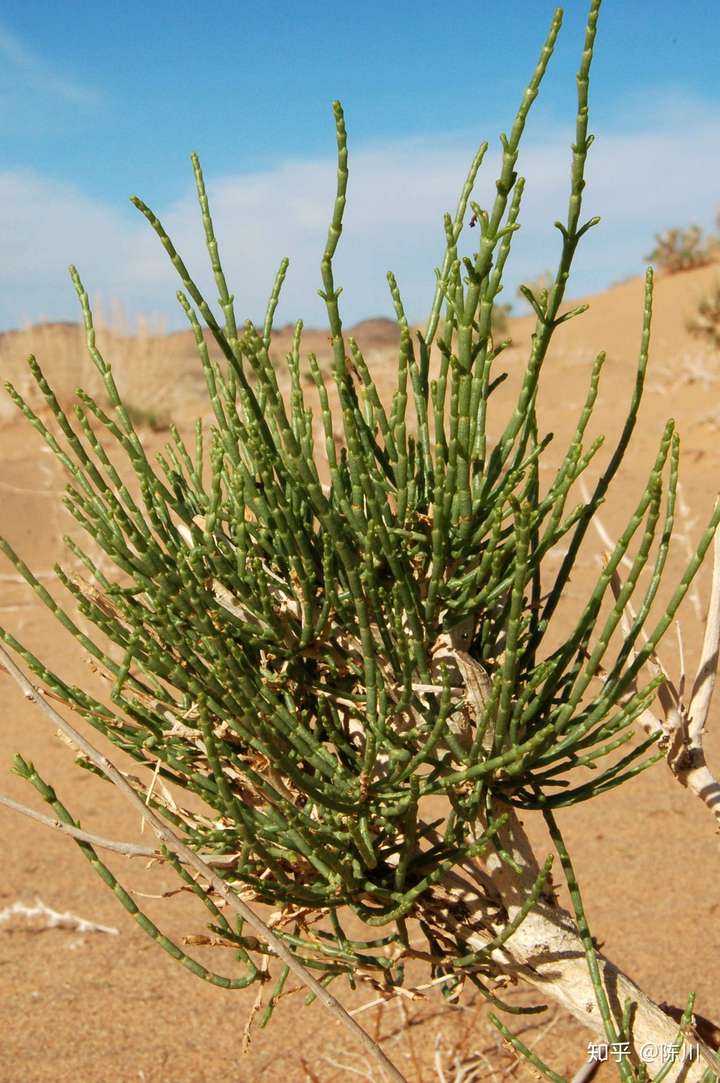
0, 300, 211, 427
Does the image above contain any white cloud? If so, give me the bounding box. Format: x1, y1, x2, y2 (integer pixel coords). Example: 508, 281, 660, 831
0, 170, 162, 329
0, 24, 100, 109
1, 99, 719, 334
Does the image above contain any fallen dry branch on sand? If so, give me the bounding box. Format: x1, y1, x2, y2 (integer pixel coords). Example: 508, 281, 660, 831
0, 898, 118, 937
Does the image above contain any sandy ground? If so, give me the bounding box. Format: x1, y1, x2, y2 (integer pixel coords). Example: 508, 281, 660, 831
1, 264, 720, 1082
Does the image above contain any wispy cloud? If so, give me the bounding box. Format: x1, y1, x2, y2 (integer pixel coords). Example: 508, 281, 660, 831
0, 93, 718, 334
0, 23, 100, 116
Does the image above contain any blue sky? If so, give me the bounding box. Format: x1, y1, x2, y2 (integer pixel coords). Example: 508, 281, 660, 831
1, 0, 719, 333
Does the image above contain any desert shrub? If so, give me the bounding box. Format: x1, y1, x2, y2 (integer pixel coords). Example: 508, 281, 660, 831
121, 401, 172, 432
490, 300, 513, 336
687, 279, 720, 351
2, 1, 720, 1081
516, 270, 554, 314
0, 306, 213, 427
645, 224, 718, 275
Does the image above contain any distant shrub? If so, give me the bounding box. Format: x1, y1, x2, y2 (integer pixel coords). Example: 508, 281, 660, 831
122, 401, 171, 432
491, 301, 513, 336
645, 224, 719, 275
516, 270, 553, 314
687, 279, 720, 351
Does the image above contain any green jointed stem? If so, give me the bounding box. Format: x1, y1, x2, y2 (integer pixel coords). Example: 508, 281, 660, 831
489, 1014, 567, 1083
543, 809, 634, 1083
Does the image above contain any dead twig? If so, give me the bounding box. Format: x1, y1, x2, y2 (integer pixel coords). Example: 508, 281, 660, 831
0, 897, 118, 936
0, 791, 247, 867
